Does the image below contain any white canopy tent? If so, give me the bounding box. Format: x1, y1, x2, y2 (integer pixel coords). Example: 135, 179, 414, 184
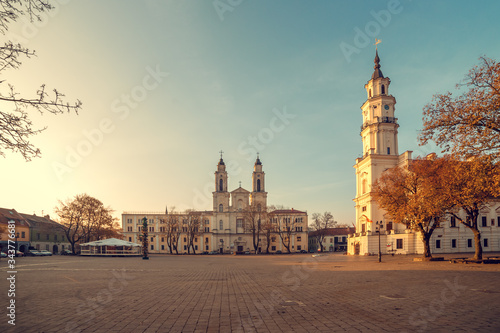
80, 238, 141, 256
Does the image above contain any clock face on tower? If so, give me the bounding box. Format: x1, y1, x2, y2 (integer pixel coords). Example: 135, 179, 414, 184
384, 104, 389, 110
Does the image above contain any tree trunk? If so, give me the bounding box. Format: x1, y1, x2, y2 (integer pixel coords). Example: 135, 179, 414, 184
473, 228, 483, 261
421, 233, 432, 258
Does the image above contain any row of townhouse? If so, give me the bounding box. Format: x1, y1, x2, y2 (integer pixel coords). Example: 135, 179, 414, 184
0, 207, 71, 254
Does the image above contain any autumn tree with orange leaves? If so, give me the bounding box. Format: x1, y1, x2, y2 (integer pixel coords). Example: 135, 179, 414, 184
441, 156, 500, 260
420, 56, 500, 161
373, 156, 453, 258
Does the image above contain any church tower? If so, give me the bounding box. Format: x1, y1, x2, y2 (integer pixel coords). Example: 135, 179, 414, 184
250, 155, 267, 209
213, 153, 230, 213
353, 50, 409, 239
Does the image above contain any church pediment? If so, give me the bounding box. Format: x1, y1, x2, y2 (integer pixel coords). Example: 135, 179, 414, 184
231, 187, 250, 194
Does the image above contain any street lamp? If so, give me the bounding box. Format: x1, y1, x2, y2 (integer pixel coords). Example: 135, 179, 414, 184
376, 221, 382, 263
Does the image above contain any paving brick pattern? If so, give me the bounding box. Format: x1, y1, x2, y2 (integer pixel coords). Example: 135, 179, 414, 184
1, 253, 500, 332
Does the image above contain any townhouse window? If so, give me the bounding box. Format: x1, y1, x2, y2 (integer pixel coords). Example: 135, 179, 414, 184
450, 216, 456, 227
161, 237, 164, 242
362, 206, 367, 212
297, 236, 301, 242
498, 216, 500, 227
451, 239, 456, 248
386, 222, 393, 231
62, 235, 65, 241
22, 231, 25, 238
206, 245, 209, 251
161, 245, 164, 250
271, 237, 276, 242
491, 219, 495, 226
272, 246, 276, 251
127, 219, 132, 224
195, 245, 198, 250
237, 219, 243, 228
219, 204, 223, 212
46, 234, 49, 240
484, 239, 489, 247
150, 245, 154, 250
183, 237, 187, 242
129, 237, 132, 242
205, 219, 210, 225
219, 220, 223, 230
195, 238, 198, 242
396, 239, 403, 249
184, 245, 187, 250
436, 240, 441, 249
297, 245, 301, 250
482, 216, 487, 227
205, 227, 210, 232
330, 238, 333, 243
150, 237, 153, 242
54, 234, 57, 241
467, 239, 472, 248
342, 237, 346, 242
37, 233, 40, 240
205, 237, 209, 243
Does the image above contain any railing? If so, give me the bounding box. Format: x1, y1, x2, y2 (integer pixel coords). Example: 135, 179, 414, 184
360, 117, 397, 131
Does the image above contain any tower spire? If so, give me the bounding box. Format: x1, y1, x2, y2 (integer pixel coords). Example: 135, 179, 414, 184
372, 49, 384, 80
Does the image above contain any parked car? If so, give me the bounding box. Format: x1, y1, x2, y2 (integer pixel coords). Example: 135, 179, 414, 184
244, 251, 250, 255
208, 251, 219, 255
299, 250, 307, 253
1, 252, 7, 258
275, 250, 282, 254
27, 250, 43, 256
60, 249, 73, 255
15, 250, 24, 257
39, 250, 53, 256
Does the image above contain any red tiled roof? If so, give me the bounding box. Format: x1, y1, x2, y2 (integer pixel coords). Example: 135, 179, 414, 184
0, 207, 30, 227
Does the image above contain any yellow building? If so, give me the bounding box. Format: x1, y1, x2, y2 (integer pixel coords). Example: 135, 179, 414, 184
122, 156, 309, 254
0, 208, 31, 253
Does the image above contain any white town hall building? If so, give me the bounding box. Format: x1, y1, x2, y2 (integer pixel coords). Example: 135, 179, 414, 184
347, 51, 500, 256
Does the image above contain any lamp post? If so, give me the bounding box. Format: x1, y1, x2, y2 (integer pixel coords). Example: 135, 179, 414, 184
376, 221, 382, 263
142, 217, 149, 260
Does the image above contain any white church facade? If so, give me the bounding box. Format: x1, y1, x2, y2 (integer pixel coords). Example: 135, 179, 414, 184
122, 156, 309, 254
348, 51, 500, 256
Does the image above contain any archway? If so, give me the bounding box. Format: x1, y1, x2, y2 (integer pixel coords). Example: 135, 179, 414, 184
53, 245, 59, 254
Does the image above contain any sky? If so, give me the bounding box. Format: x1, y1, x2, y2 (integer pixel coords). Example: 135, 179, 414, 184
2, 0, 500, 226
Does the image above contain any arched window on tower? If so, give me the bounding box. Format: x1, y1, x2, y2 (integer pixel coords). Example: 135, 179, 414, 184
369, 89, 372, 98
219, 178, 223, 192
362, 179, 367, 194
381, 84, 385, 95
219, 204, 223, 212
257, 179, 261, 192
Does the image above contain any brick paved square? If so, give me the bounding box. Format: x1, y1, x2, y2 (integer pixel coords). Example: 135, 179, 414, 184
2, 253, 500, 332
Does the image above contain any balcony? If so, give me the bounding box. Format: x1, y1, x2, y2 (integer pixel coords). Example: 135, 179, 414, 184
360, 116, 398, 131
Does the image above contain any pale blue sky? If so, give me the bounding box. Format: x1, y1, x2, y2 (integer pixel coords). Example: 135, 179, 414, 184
2, 0, 500, 225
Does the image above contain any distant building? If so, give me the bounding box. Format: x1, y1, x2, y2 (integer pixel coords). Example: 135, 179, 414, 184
309, 227, 355, 252
0, 208, 31, 253
122, 156, 309, 254
21, 213, 71, 254
348, 51, 500, 255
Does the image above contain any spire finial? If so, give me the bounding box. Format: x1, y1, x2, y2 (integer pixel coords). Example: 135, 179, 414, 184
239, 181, 242, 188
371, 40, 384, 80
219, 150, 224, 159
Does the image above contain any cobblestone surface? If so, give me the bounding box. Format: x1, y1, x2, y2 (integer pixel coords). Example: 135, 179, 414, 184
1, 253, 500, 332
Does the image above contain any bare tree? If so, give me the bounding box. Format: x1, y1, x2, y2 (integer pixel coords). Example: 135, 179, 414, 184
310, 212, 336, 252
273, 210, 297, 254
243, 204, 265, 253
55, 194, 116, 253
0, 0, 81, 160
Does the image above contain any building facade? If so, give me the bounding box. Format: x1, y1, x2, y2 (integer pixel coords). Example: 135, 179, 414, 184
21, 213, 71, 254
309, 227, 355, 253
348, 51, 500, 255
122, 156, 309, 254
0, 208, 31, 253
